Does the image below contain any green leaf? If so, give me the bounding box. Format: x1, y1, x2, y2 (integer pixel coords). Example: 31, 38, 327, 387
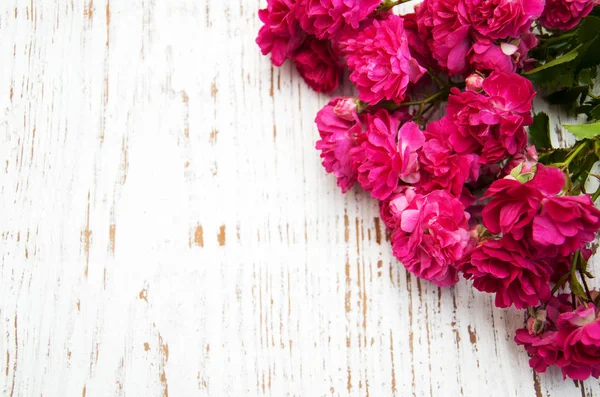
570, 271, 588, 300
578, 68, 594, 85
564, 121, 600, 139
591, 105, 600, 120
576, 37, 600, 70
529, 112, 552, 150
577, 16, 600, 43
525, 45, 582, 75
547, 86, 589, 105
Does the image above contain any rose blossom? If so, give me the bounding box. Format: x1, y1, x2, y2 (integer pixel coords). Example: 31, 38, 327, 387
540, 0, 596, 31
515, 294, 573, 372
556, 303, 600, 380
256, 0, 306, 66
482, 164, 565, 240
502, 145, 538, 177
353, 112, 424, 200
391, 189, 473, 287
296, 0, 381, 39
462, 236, 553, 309
468, 34, 539, 74
380, 186, 419, 231
292, 38, 342, 93
418, 118, 480, 198
459, 0, 545, 40
532, 194, 600, 256
447, 71, 535, 163
315, 97, 364, 192
416, 0, 471, 75
343, 15, 427, 104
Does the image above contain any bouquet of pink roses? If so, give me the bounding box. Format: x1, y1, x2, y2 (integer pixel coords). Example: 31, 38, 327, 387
257, 0, 600, 382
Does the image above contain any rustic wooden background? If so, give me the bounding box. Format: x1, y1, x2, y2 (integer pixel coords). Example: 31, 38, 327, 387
1, 0, 599, 396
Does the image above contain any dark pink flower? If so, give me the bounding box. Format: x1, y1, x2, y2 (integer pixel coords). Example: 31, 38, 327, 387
514, 33, 540, 71
460, 0, 545, 39
293, 38, 342, 93
343, 15, 427, 104
447, 71, 535, 163
540, 0, 596, 31
416, 0, 471, 75
403, 12, 437, 70
257, 0, 306, 66
353, 112, 424, 200
391, 189, 473, 287
533, 194, 600, 256
462, 236, 553, 309
380, 186, 419, 230
516, 330, 563, 372
418, 118, 480, 198
515, 294, 573, 372
502, 145, 538, 177
296, 0, 381, 39
469, 39, 516, 73
556, 304, 600, 380
315, 97, 364, 193
482, 164, 565, 240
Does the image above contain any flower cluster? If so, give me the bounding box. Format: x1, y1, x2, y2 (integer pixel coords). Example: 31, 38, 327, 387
258, 0, 600, 383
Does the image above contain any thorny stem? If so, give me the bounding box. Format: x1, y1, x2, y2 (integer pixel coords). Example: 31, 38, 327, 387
427, 68, 447, 89
385, 88, 450, 109
560, 140, 589, 170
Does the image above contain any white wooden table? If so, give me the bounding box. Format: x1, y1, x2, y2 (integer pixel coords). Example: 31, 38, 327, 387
1, 1, 598, 396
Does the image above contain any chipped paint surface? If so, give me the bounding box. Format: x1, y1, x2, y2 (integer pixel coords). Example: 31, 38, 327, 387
0, 0, 599, 396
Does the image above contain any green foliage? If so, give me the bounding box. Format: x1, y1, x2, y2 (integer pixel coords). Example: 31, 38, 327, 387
529, 112, 552, 149
564, 121, 600, 139
526, 14, 600, 99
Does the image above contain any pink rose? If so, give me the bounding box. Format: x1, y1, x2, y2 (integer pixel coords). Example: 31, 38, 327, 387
502, 145, 538, 176
293, 38, 342, 93
418, 118, 480, 198
447, 71, 534, 163
296, 0, 382, 39
462, 236, 553, 309
256, 0, 307, 66
315, 97, 365, 193
416, 0, 471, 75
514, 33, 540, 71
515, 330, 563, 372
515, 294, 573, 372
343, 15, 427, 104
391, 189, 473, 287
556, 304, 600, 380
533, 194, 600, 256
460, 0, 545, 39
482, 164, 565, 240
403, 12, 437, 70
353, 112, 424, 200
469, 38, 516, 73
468, 34, 539, 74
540, 0, 596, 31
380, 186, 419, 231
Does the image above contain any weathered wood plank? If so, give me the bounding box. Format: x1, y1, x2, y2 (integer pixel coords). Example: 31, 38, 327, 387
0, 1, 598, 396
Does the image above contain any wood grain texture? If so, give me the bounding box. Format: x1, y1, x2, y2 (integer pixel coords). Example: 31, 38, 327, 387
1, 0, 599, 396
